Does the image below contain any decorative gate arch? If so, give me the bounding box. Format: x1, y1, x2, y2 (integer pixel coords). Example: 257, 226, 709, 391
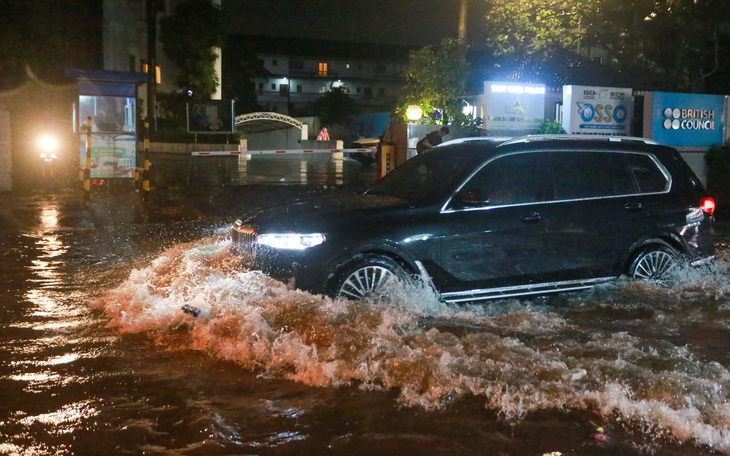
234, 112, 309, 140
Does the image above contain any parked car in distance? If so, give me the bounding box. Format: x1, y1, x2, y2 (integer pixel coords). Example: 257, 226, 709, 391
231, 135, 715, 303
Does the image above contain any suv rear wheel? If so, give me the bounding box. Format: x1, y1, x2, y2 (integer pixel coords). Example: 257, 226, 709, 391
628, 242, 681, 285
335, 255, 408, 301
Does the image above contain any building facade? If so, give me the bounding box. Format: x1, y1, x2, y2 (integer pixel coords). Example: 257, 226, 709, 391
227, 36, 412, 116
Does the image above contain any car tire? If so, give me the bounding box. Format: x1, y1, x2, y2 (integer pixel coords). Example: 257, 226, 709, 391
628, 242, 681, 285
334, 255, 409, 301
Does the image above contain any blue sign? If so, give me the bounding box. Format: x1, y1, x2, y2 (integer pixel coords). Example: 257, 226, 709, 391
651, 92, 725, 147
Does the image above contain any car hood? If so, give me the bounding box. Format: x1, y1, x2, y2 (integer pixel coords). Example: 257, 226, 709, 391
237, 192, 417, 233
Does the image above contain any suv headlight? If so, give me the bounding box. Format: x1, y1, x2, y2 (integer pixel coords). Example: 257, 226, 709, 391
256, 233, 326, 250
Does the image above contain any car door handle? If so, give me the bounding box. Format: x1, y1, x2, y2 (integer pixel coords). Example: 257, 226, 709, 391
520, 212, 541, 223
624, 202, 643, 211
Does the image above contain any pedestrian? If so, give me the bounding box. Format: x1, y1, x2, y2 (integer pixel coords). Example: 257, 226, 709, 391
416, 126, 449, 154
317, 127, 330, 141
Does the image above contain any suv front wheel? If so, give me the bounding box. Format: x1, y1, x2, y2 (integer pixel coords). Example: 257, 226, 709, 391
628, 242, 681, 285
334, 255, 408, 301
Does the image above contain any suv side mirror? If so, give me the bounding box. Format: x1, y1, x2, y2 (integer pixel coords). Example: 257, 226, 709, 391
454, 188, 489, 208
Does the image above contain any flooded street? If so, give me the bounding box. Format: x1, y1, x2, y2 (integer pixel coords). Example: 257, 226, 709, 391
2, 155, 730, 455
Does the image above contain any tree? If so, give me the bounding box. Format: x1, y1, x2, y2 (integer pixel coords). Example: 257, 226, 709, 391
481, 0, 582, 58
159, 0, 223, 99
397, 39, 470, 125
303, 88, 358, 127
478, 0, 730, 93
220, 40, 269, 114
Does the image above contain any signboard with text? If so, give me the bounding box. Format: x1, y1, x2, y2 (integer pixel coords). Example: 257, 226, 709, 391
186, 100, 235, 134
484, 81, 545, 133
562, 85, 632, 135
647, 92, 725, 147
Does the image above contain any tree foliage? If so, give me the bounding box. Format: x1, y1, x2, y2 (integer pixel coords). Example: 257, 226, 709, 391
303, 88, 358, 127
482, 0, 582, 57
221, 42, 268, 113
479, 0, 730, 93
159, 0, 223, 99
397, 39, 470, 125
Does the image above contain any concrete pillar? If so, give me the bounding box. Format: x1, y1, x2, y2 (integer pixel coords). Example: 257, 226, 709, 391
0, 110, 11, 191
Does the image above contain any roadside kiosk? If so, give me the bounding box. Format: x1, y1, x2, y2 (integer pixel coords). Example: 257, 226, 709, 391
64, 69, 147, 193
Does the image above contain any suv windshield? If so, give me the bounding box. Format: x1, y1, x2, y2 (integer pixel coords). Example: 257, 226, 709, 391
366, 148, 488, 204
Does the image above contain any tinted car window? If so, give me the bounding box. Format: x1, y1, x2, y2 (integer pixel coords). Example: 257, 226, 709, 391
625, 153, 669, 193
552, 152, 636, 200
461, 152, 550, 205
367, 149, 487, 204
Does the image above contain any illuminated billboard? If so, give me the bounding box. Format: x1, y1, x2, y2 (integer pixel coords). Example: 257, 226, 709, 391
484, 81, 545, 133
562, 85, 633, 135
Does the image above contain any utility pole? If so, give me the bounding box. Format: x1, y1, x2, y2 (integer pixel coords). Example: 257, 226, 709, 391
458, 0, 468, 41
146, 0, 157, 130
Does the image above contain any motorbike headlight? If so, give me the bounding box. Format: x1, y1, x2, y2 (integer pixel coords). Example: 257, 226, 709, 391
256, 233, 326, 250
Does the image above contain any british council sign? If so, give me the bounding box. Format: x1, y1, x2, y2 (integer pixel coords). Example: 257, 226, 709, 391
649, 92, 725, 147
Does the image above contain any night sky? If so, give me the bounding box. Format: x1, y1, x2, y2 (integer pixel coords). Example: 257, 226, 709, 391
223, 0, 487, 46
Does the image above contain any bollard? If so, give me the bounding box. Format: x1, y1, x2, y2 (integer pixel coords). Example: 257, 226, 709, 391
142, 119, 151, 199
379, 144, 394, 179
83, 116, 92, 200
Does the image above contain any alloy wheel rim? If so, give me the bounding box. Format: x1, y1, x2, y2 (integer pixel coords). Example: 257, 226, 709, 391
633, 251, 677, 283
338, 266, 394, 300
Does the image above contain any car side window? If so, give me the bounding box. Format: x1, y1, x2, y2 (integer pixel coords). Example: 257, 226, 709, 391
625, 153, 669, 193
461, 153, 549, 206
552, 152, 636, 200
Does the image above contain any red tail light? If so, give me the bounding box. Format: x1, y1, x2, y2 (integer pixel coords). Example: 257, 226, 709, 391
700, 197, 715, 214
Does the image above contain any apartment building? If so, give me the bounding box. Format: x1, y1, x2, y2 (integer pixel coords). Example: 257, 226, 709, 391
226, 36, 413, 115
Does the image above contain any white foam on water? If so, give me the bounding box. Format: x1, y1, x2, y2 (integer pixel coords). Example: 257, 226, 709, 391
93, 238, 730, 454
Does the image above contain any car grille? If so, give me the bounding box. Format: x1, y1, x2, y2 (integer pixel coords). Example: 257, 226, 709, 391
231, 220, 257, 261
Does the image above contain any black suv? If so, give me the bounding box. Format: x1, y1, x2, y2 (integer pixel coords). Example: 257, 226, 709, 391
231, 136, 715, 303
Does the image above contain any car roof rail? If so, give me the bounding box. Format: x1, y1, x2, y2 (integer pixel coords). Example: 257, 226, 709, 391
499, 134, 659, 146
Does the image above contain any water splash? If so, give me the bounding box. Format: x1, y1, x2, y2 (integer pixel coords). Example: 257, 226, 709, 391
93, 236, 730, 453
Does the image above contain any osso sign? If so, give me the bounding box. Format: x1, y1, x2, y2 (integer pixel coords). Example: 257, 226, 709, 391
647, 92, 725, 147
562, 85, 633, 135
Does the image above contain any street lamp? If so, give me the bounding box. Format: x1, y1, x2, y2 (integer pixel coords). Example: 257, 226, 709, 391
406, 105, 423, 123
38, 134, 59, 178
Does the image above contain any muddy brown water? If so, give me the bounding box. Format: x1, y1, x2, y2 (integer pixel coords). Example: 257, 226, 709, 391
2, 155, 730, 455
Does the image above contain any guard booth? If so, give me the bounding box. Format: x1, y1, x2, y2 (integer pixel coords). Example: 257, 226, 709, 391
64, 69, 147, 188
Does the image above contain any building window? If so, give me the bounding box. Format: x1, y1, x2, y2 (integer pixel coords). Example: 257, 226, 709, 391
129, 55, 136, 72
258, 82, 264, 91
291, 60, 304, 70
318, 62, 328, 76
272, 59, 278, 66
296, 84, 302, 93
271, 83, 276, 90
320, 86, 327, 93
356, 87, 362, 94
346, 63, 351, 69
141, 62, 161, 84
364, 87, 373, 98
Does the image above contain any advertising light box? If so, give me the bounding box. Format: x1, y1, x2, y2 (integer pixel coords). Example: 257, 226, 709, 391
562, 85, 632, 135
646, 92, 725, 147
484, 81, 545, 133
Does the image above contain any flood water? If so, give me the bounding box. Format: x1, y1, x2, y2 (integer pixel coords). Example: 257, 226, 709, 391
2, 154, 730, 455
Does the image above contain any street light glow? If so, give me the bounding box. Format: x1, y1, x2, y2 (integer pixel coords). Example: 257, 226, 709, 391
38, 135, 59, 154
